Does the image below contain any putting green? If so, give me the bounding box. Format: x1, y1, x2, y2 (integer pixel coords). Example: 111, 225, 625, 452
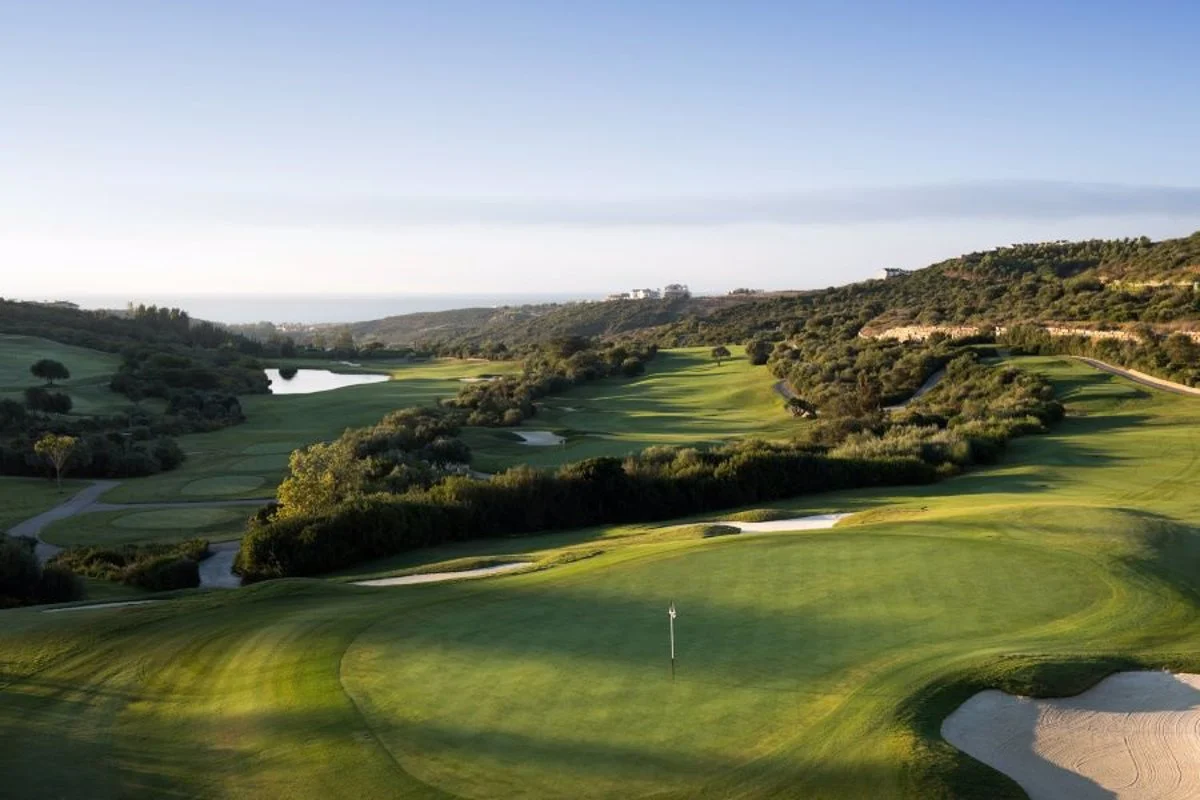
342, 532, 1112, 799
111, 508, 245, 530
180, 475, 266, 496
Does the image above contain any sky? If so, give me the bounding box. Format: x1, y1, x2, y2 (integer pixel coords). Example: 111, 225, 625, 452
2, 0, 1200, 303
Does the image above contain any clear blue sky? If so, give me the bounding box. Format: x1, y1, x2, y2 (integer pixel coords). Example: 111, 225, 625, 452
2, 0, 1198, 298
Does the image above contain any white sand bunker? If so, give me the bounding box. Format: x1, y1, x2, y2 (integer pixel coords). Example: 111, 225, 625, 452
353, 562, 530, 587
943, 671, 1200, 800
513, 430, 566, 446
713, 513, 852, 532
43, 600, 160, 613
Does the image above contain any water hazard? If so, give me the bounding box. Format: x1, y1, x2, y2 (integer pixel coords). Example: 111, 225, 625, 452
264, 368, 389, 394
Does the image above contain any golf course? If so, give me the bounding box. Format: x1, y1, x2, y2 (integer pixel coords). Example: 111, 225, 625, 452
3, 355, 1200, 798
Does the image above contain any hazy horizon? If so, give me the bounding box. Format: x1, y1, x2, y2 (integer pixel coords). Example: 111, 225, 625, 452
3, 2, 1198, 297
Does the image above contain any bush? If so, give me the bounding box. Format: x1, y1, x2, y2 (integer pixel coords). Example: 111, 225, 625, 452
36, 565, 85, 603
51, 539, 208, 591
124, 556, 200, 591
24, 387, 73, 414
0, 538, 85, 606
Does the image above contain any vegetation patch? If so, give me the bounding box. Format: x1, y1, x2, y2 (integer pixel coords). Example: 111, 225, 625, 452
719, 508, 800, 523
50, 539, 208, 592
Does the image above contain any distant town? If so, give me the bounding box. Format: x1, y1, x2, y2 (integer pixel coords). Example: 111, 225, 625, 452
605, 284, 691, 301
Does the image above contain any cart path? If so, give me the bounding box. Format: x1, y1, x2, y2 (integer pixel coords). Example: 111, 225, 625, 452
4, 480, 269, 589
1074, 356, 1200, 397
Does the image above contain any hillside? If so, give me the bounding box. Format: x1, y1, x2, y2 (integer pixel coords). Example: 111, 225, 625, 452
318, 294, 800, 348
649, 230, 1200, 347
288, 231, 1200, 352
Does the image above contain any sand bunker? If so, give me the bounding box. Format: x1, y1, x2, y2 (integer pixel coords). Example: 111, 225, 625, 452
942, 671, 1200, 800
513, 431, 566, 446
712, 513, 851, 532
353, 562, 530, 587
43, 600, 160, 613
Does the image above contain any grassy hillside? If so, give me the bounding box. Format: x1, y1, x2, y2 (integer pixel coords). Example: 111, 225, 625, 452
463, 346, 802, 471
2, 356, 1199, 798
0, 334, 130, 415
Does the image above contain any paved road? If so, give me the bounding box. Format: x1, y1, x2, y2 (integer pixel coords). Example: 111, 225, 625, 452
1073, 357, 1200, 398
6, 480, 121, 561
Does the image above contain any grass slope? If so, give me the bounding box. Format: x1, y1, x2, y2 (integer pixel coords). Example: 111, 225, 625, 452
1, 357, 1199, 798
464, 347, 802, 471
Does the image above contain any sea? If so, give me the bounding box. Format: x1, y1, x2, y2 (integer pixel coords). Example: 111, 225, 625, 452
16, 293, 608, 325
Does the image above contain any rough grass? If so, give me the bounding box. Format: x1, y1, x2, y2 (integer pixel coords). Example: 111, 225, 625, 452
2, 357, 1200, 798
0, 476, 88, 531
462, 347, 803, 471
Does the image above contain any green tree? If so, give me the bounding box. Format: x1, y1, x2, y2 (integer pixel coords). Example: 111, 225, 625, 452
276, 441, 371, 519
33, 433, 79, 491
745, 338, 772, 366
30, 359, 69, 386
711, 345, 732, 366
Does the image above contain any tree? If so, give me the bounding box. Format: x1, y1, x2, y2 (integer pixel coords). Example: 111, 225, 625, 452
711, 345, 732, 366
276, 441, 371, 519
30, 359, 69, 386
745, 338, 772, 366
34, 434, 78, 491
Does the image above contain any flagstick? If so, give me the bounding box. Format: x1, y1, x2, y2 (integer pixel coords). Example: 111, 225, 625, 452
668, 602, 677, 681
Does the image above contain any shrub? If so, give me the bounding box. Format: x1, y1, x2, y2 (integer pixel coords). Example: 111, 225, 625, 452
24, 387, 73, 414
124, 556, 200, 591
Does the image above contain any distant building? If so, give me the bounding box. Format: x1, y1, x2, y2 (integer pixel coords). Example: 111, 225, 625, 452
606, 292, 632, 301
876, 268, 911, 280
630, 288, 661, 300
662, 283, 690, 299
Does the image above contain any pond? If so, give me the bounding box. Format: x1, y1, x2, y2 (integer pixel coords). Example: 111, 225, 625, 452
264, 368, 390, 395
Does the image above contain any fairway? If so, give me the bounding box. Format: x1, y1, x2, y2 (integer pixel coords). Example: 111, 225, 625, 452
3, 356, 1200, 798
464, 347, 803, 471
40, 506, 250, 548
102, 358, 519, 503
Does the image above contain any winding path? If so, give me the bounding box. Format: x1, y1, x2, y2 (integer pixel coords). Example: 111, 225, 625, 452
884, 368, 946, 412
4, 480, 272, 587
